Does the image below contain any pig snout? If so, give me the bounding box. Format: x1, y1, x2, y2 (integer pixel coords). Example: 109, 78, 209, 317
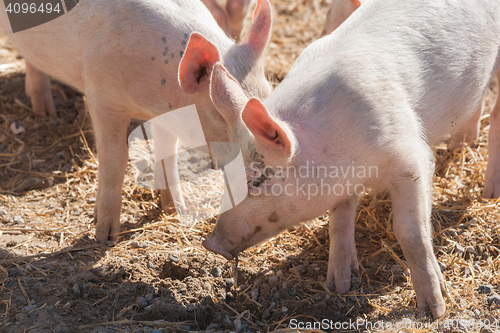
202, 234, 236, 260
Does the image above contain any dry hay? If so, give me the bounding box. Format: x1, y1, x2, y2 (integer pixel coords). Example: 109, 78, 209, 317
0, 0, 500, 332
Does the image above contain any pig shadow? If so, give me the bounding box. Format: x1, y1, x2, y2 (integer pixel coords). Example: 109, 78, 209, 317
0, 233, 228, 332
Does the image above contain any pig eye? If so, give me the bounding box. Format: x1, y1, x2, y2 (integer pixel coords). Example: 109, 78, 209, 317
248, 179, 261, 188
247, 173, 270, 188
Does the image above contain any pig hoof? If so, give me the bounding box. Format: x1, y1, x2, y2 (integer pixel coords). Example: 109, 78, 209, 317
418, 300, 446, 319
160, 199, 175, 214
159, 190, 186, 216
335, 279, 352, 294
96, 230, 117, 244
95, 219, 120, 244
483, 180, 500, 198
162, 204, 186, 216
447, 139, 463, 151
31, 95, 57, 118
327, 276, 354, 294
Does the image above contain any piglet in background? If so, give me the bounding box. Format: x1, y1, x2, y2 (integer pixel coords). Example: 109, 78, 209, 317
201, 0, 252, 38
322, 0, 485, 150
322, 0, 363, 36
204, 0, 500, 318
0, 0, 273, 242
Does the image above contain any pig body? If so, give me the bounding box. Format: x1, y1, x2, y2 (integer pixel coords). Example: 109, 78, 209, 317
201, 0, 252, 38
0, 0, 272, 242
322, 0, 363, 36
204, 0, 500, 318
322, 0, 485, 150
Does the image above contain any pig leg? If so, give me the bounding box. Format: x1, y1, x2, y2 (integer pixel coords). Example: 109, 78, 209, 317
159, 163, 188, 216
200, 0, 231, 36
483, 70, 500, 198
25, 61, 57, 118
158, 147, 188, 216
390, 148, 446, 318
326, 195, 359, 294
151, 124, 187, 215
226, 0, 251, 39
89, 100, 130, 243
448, 102, 483, 150
162, 145, 187, 216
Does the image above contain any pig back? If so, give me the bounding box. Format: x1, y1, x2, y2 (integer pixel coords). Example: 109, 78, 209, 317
0, 0, 230, 108
282, 0, 500, 146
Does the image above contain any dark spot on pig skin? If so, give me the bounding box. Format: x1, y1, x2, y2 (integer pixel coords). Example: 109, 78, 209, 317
171, 53, 175, 59
181, 39, 187, 47
248, 173, 269, 188
252, 151, 264, 161
250, 151, 265, 169
248, 178, 260, 188
163, 51, 167, 56
151, 56, 156, 61
264, 167, 275, 177
165, 46, 169, 52
161, 79, 166, 85
165, 60, 169, 64
162, 37, 167, 42
268, 212, 279, 223
169, 103, 173, 109
180, 51, 184, 57
254, 226, 261, 234
195, 66, 208, 84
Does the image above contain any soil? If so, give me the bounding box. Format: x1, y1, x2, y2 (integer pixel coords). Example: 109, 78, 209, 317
1, 0, 500, 332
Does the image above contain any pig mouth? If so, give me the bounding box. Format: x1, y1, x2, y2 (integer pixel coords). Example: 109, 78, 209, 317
202, 235, 249, 260
202, 237, 235, 260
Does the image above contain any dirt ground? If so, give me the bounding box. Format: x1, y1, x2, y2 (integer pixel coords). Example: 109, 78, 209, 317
1, 0, 500, 332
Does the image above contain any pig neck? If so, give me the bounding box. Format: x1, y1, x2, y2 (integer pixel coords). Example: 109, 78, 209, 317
260, 66, 386, 219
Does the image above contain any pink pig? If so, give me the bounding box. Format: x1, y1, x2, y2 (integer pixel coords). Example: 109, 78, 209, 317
0, 0, 273, 242
322, 0, 363, 36
201, 0, 252, 39
322, 0, 485, 150
203, 0, 500, 319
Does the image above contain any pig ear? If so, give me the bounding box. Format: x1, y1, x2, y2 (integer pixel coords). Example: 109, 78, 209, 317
242, 98, 292, 155
179, 33, 221, 94
210, 63, 248, 125
240, 0, 272, 59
